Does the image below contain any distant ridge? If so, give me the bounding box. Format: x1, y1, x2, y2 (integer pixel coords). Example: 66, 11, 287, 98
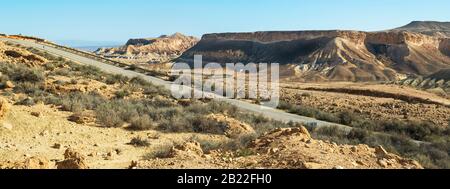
179, 22, 450, 82
392, 21, 450, 38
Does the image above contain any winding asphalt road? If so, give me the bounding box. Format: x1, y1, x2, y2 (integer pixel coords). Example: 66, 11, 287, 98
0, 37, 349, 129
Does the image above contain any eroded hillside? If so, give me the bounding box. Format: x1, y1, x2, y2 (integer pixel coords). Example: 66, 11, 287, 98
95, 33, 198, 64
0, 40, 424, 169
179, 22, 450, 82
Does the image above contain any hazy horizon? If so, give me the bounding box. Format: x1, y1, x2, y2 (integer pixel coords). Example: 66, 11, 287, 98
2, 0, 450, 45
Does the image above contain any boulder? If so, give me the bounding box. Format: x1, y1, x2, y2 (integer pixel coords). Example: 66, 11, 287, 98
167, 141, 204, 158
56, 148, 89, 169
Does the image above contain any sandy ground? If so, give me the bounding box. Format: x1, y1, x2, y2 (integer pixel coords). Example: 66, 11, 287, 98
0, 103, 228, 169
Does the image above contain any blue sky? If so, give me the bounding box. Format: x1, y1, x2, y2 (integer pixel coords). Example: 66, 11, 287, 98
1, 0, 449, 44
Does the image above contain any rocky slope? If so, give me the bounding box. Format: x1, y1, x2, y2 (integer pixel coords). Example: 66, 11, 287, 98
0, 41, 47, 66
135, 127, 422, 169
179, 22, 450, 82
95, 33, 198, 63
392, 21, 450, 38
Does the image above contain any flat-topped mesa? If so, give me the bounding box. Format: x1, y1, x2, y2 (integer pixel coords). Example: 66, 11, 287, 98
203, 30, 444, 46
202, 30, 368, 44
367, 31, 442, 46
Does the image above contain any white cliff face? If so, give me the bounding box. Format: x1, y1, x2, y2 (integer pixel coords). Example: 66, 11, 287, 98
95, 33, 199, 63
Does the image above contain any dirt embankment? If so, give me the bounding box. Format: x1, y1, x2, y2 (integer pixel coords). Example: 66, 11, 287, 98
135, 127, 422, 169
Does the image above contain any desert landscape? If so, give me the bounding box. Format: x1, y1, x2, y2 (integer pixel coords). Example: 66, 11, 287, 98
0, 19, 449, 169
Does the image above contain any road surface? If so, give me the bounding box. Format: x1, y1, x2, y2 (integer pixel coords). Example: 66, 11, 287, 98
0, 37, 349, 129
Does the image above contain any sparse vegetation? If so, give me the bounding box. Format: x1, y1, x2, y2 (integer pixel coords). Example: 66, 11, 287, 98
1, 44, 448, 169
279, 100, 447, 142
129, 114, 156, 130
2, 50, 282, 137
128, 137, 151, 147
144, 143, 174, 159
114, 90, 131, 99
300, 123, 450, 169
280, 100, 450, 168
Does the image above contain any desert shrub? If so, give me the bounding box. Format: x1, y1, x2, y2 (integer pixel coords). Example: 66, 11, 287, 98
57, 92, 105, 112
230, 112, 287, 135
114, 90, 131, 99
191, 116, 224, 134
70, 79, 78, 85
350, 119, 378, 131
376, 119, 442, 141
278, 101, 340, 123
204, 101, 239, 116
315, 126, 347, 138
105, 74, 129, 85
277, 101, 292, 110
128, 137, 151, 147
129, 77, 147, 86
95, 103, 125, 127
338, 111, 358, 125
0, 74, 10, 85
15, 96, 37, 106
154, 107, 183, 121
278, 101, 445, 143
347, 128, 370, 141
144, 143, 174, 159
316, 111, 340, 123
158, 118, 190, 132
53, 67, 72, 76
129, 115, 155, 130
13, 82, 45, 95
147, 96, 175, 108
143, 85, 169, 97
70, 64, 103, 80
301, 92, 312, 97
0, 63, 44, 84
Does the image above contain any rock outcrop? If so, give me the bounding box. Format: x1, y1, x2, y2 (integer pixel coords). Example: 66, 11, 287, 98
56, 148, 89, 169
0, 42, 48, 66
167, 141, 204, 159
206, 114, 255, 138
135, 127, 423, 169
95, 33, 198, 63
0, 157, 51, 169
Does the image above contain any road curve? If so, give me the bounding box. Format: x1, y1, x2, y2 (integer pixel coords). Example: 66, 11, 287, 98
0, 37, 348, 129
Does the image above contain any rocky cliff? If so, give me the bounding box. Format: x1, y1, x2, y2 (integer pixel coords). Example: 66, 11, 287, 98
95, 33, 198, 63
179, 22, 450, 82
